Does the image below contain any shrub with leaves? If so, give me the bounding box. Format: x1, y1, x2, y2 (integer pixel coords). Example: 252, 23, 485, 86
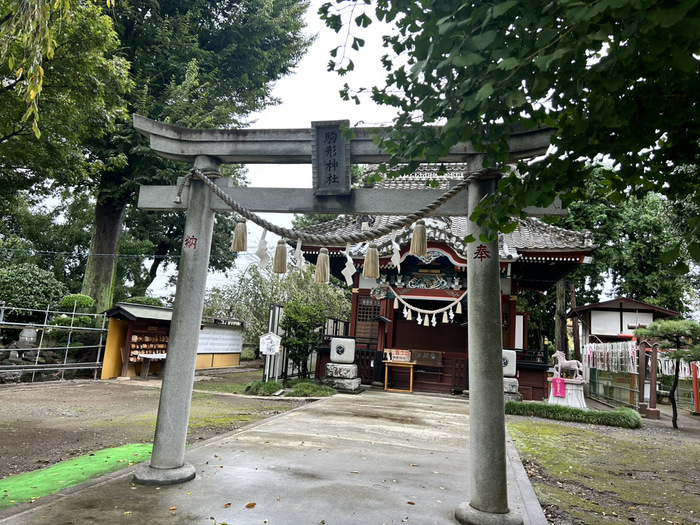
0, 263, 68, 314
124, 296, 165, 307
505, 402, 642, 429
59, 294, 95, 311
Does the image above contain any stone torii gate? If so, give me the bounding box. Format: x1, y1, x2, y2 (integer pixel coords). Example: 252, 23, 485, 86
131, 115, 556, 525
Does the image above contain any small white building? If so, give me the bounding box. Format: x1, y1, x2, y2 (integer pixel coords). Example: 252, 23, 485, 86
568, 297, 678, 343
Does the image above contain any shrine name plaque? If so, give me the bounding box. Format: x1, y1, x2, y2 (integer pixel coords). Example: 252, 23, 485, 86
312, 120, 351, 196
411, 350, 443, 367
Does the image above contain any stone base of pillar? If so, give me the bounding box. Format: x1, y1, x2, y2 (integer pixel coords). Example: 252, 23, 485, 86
504, 378, 523, 402
326, 363, 358, 379
638, 402, 648, 416
455, 502, 524, 525
322, 377, 362, 390
645, 407, 660, 420
132, 463, 196, 485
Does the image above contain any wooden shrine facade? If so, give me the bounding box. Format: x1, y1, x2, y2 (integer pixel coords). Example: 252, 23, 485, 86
302, 171, 595, 399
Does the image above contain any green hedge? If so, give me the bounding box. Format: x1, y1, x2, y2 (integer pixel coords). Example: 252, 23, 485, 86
244, 379, 337, 397
505, 401, 642, 429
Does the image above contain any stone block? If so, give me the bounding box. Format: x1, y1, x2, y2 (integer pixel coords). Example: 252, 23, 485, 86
322, 377, 362, 391
503, 377, 519, 393
502, 349, 517, 377
330, 337, 355, 364
326, 363, 358, 379
504, 392, 523, 402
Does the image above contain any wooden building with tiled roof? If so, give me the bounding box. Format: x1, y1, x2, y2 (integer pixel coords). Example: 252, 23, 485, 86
297, 170, 595, 399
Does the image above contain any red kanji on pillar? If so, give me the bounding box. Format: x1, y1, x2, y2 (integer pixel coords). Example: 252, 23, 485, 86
473, 244, 490, 261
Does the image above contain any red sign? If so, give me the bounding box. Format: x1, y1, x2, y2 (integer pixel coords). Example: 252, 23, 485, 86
552, 377, 566, 398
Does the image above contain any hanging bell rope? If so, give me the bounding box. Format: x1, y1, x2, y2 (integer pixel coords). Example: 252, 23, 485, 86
409, 220, 427, 257
231, 218, 247, 252
189, 167, 499, 247
272, 239, 288, 274
362, 244, 380, 279
315, 248, 330, 283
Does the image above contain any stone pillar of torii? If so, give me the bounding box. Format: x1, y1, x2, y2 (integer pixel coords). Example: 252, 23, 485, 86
131, 115, 558, 525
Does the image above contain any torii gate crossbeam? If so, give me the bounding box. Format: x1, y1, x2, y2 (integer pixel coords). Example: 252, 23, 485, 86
132, 115, 551, 525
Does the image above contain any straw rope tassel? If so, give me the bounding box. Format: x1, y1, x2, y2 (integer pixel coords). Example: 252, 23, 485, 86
456, 301, 462, 314
410, 220, 428, 257
231, 218, 247, 252
315, 248, 330, 283
363, 243, 380, 279
394, 298, 399, 309
272, 239, 287, 274
423, 314, 429, 326
442, 311, 449, 323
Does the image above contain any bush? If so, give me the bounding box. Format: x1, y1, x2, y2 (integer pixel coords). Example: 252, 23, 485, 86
284, 380, 336, 397
505, 401, 642, 429
244, 380, 285, 396
240, 347, 257, 361
58, 294, 95, 311
125, 296, 165, 307
51, 315, 95, 328
243, 379, 337, 397
0, 263, 68, 312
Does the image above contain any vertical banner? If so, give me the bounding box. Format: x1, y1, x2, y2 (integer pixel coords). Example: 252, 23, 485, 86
552, 377, 566, 398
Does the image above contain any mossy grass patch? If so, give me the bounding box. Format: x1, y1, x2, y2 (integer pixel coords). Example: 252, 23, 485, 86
0, 444, 152, 511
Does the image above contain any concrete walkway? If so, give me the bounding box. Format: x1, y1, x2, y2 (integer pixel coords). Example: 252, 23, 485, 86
0, 389, 546, 525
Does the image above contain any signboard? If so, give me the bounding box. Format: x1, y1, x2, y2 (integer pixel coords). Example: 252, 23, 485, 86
389, 349, 412, 362
312, 120, 351, 196
259, 332, 282, 356
197, 325, 243, 354
502, 349, 517, 377
412, 350, 443, 367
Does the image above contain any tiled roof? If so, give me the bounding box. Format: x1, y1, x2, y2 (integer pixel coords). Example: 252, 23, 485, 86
298, 213, 592, 260
297, 170, 594, 260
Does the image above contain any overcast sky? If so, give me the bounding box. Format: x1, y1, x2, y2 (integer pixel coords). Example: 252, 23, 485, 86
153, 0, 397, 295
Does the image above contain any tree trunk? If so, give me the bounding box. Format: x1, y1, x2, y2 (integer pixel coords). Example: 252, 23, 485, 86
555, 280, 568, 357
671, 363, 680, 429
570, 284, 581, 361
81, 198, 127, 314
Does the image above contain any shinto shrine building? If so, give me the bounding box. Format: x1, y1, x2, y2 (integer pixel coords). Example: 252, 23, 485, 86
298, 169, 595, 399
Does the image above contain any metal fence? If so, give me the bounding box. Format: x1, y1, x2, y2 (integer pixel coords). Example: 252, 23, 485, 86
0, 303, 107, 383
583, 341, 698, 410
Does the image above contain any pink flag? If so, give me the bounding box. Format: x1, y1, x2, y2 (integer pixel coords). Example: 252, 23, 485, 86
552, 377, 566, 398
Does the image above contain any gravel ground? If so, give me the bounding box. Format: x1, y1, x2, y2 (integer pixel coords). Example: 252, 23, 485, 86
0, 372, 304, 479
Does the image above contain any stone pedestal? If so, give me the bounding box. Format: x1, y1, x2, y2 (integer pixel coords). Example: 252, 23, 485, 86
548, 379, 587, 409
323, 363, 362, 391
503, 377, 523, 402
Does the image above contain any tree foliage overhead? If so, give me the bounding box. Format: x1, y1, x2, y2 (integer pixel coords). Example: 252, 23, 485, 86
558, 170, 697, 314
77, 0, 312, 313
0, 0, 118, 135
0, 0, 130, 213
320, 0, 700, 252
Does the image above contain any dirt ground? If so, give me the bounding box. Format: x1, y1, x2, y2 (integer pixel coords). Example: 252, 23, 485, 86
0, 368, 305, 479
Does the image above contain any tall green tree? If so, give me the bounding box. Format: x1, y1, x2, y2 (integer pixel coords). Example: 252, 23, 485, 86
0, 0, 129, 215
320, 0, 700, 257
204, 264, 350, 348
559, 171, 696, 314
279, 297, 328, 378
0, 0, 118, 135
636, 320, 700, 429
80, 0, 312, 313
